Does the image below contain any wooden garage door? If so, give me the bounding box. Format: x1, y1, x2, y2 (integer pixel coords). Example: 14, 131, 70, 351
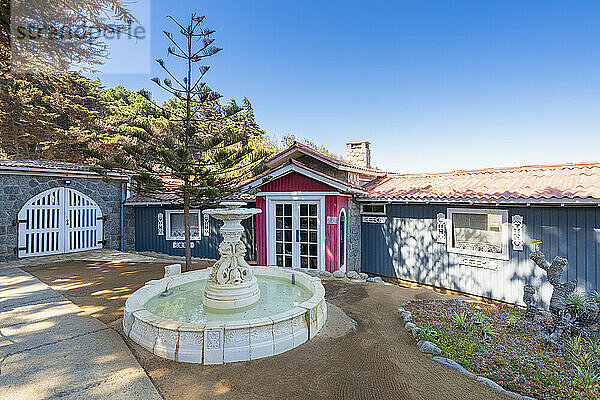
17, 187, 104, 258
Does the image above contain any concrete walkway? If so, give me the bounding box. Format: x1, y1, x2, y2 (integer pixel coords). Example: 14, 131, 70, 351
0, 267, 162, 400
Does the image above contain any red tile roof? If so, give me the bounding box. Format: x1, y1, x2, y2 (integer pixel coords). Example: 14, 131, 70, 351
363, 161, 600, 201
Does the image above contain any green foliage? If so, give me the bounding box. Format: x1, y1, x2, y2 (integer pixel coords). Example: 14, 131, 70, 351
529, 239, 542, 245
279, 134, 342, 161
569, 335, 583, 355
506, 314, 520, 328
472, 313, 486, 325
451, 311, 471, 331
567, 292, 587, 311
575, 366, 600, 389
481, 323, 497, 340
593, 291, 600, 303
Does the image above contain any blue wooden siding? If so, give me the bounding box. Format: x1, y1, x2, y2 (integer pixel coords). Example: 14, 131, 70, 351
361, 204, 600, 307
134, 206, 255, 261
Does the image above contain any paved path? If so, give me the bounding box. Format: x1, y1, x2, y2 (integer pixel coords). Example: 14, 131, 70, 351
0, 267, 162, 400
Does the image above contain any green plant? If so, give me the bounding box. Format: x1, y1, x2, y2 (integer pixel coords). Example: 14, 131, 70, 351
481, 323, 497, 340
418, 325, 439, 339
575, 366, 600, 389
452, 311, 471, 331
472, 313, 486, 325
569, 335, 584, 354
567, 292, 587, 311
506, 314, 519, 328
593, 291, 600, 303
572, 350, 595, 370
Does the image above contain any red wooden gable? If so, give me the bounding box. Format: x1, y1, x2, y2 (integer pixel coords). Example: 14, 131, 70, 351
259, 172, 339, 192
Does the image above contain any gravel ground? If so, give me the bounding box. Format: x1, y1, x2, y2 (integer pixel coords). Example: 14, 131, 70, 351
25, 261, 514, 400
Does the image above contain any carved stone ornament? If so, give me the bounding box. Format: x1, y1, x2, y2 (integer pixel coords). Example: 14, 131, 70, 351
511, 215, 523, 251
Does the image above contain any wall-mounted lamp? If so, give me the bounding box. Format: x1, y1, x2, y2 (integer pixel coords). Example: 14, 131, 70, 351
64, 180, 71, 185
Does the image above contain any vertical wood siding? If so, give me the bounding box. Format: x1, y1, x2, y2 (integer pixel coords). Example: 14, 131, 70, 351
361, 204, 600, 307
259, 172, 335, 192
325, 196, 338, 272
135, 206, 255, 260
256, 196, 267, 265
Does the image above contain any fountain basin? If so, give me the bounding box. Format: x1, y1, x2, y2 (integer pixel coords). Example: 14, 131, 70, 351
123, 266, 327, 364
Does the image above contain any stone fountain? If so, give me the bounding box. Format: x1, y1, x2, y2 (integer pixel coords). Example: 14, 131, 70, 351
123, 201, 327, 364
202, 201, 262, 310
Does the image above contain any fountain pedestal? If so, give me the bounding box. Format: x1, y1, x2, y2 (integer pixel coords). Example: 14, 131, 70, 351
202, 202, 262, 310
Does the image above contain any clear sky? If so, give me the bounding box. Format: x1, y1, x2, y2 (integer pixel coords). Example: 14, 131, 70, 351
96, 1, 600, 173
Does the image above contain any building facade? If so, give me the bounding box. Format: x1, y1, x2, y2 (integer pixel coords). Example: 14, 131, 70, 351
4, 146, 600, 308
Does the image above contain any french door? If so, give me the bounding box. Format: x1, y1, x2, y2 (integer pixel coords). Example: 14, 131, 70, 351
17, 187, 104, 258
271, 201, 321, 270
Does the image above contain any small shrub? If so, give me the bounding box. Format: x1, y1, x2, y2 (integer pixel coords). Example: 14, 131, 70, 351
569, 335, 583, 355
506, 314, 519, 328
593, 291, 600, 303
481, 323, 497, 340
452, 311, 471, 331
567, 292, 587, 311
575, 366, 600, 389
472, 313, 485, 325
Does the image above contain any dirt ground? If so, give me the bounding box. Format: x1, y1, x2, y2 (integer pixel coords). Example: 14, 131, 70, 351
25, 261, 512, 400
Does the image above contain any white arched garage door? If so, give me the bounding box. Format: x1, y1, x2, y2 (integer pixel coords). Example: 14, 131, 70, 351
17, 187, 104, 258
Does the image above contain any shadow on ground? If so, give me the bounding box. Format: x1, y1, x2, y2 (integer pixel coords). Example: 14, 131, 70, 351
26, 261, 514, 400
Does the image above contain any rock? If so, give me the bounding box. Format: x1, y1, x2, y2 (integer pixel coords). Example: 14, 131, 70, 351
359, 272, 368, 280
318, 270, 332, 278
432, 357, 475, 378
476, 376, 504, 392
346, 271, 360, 279
503, 391, 523, 399
397, 306, 405, 313
373, 276, 383, 282
411, 327, 421, 339
418, 340, 442, 356
332, 270, 345, 278
401, 311, 412, 322
522, 396, 538, 400
404, 322, 416, 331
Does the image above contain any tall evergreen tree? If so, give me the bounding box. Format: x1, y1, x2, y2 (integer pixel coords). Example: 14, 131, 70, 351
95, 14, 269, 271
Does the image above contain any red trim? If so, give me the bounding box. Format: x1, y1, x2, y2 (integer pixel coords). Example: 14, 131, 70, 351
256, 196, 266, 265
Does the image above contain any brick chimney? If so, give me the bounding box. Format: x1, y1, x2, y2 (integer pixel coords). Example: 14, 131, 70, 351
346, 141, 371, 168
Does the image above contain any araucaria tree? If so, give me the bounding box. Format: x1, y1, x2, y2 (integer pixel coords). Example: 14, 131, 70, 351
96, 14, 269, 271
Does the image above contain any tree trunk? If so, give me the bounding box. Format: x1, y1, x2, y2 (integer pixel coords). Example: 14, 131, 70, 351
183, 190, 192, 272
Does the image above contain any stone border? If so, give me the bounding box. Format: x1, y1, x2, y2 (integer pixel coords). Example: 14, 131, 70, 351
397, 305, 538, 400
123, 266, 326, 364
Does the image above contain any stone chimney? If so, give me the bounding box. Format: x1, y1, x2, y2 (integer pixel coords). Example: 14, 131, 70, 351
346, 141, 371, 168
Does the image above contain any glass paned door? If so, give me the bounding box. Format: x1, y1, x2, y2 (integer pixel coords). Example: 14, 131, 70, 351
299, 203, 319, 269
275, 203, 293, 268
271, 201, 321, 270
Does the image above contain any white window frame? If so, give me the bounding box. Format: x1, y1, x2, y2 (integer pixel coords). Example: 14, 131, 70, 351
165, 209, 202, 241
360, 203, 386, 215
265, 194, 326, 271
338, 208, 347, 273
446, 208, 509, 261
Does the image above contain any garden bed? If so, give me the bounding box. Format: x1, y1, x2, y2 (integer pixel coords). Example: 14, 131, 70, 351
405, 299, 599, 400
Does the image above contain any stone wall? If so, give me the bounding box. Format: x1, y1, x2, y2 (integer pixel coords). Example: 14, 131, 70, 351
295, 155, 348, 182
0, 173, 127, 262
347, 199, 362, 271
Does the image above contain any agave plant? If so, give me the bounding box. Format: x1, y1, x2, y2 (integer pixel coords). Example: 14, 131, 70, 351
567, 292, 587, 312
569, 335, 583, 355
472, 313, 486, 325
506, 314, 520, 328
575, 366, 600, 389
481, 323, 497, 340
594, 291, 600, 303
452, 311, 471, 331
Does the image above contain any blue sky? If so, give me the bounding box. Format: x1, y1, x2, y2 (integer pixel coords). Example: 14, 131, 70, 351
96, 1, 600, 173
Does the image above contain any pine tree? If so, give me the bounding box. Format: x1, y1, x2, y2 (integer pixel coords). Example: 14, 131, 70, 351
95, 14, 269, 271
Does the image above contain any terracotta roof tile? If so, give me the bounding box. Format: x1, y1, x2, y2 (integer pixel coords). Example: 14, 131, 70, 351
363, 161, 600, 200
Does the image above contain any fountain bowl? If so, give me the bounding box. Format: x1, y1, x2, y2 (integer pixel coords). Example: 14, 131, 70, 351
123, 266, 327, 364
